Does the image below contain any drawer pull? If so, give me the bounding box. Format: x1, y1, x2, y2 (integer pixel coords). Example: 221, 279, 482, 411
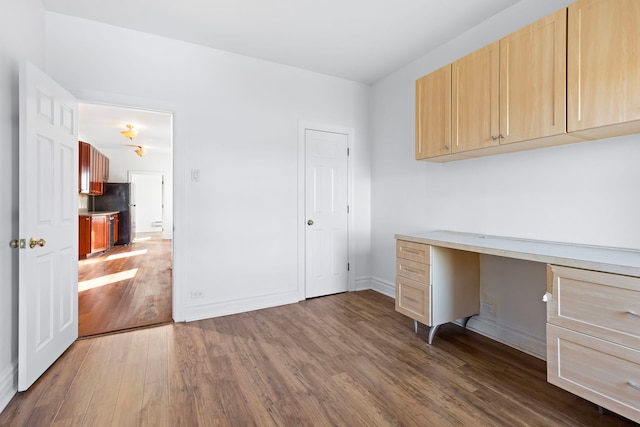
403, 248, 421, 255
627, 381, 640, 392
627, 310, 640, 318
403, 267, 422, 275
404, 296, 420, 304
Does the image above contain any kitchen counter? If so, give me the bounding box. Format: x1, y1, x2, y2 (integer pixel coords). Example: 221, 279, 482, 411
394, 230, 640, 277
79, 211, 119, 216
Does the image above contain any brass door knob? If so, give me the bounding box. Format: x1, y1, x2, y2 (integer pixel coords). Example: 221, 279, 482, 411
307, 219, 314, 226
29, 238, 46, 249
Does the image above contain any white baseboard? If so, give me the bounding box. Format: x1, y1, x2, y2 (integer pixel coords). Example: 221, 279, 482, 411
362, 276, 395, 298
355, 276, 545, 359
462, 316, 547, 360
182, 290, 300, 322
0, 360, 17, 414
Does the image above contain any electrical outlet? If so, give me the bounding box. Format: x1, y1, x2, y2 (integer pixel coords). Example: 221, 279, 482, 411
480, 302, 497, 320
190, 290, 205, 299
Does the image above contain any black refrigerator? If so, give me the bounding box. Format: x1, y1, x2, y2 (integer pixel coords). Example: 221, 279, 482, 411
94, 182, 133, 245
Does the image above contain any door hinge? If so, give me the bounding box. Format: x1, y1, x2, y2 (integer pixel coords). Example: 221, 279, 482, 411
347, 147, 350, 156
347, 263, 350, 271
347, 205, 349, 214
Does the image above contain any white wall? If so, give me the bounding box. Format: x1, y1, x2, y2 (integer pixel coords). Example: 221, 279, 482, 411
44, 12, 371, 322
0, 0, 46, 412
369, 0, 640, 358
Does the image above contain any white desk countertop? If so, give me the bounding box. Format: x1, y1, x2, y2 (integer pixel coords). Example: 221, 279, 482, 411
394, 230, 640, 277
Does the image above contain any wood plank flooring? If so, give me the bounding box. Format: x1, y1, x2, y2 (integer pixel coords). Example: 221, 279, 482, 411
1, 291, 637, 426
78, 233, 172, 337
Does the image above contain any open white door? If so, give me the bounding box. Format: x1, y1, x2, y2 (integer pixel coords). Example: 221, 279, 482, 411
305, 129, 349, 298
18, 61, 78, 391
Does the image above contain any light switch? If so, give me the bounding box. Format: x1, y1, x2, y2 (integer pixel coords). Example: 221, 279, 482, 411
191, 169, 200, 181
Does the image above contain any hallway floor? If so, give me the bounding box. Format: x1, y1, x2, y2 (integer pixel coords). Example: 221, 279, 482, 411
78, 232, 172, 337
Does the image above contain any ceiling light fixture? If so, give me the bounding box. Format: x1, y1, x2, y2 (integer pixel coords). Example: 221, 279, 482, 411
120, 124, 138, 140
134, 146, 147, 157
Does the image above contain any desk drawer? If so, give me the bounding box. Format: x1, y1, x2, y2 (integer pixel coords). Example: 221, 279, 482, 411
547, 265, 640, 349
397, 240, 430, 264
396, 258, 430, 285
547, 324, 640, 423
396, 276, 431, 325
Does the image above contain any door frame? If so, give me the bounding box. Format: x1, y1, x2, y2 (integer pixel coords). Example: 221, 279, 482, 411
75, 95, 182, 321
297, 121, 355, 301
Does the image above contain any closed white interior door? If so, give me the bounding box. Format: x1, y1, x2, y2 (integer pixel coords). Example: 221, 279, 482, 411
305, 129, 349, 298
130, 172, 164, 233
18, 61, 78, 391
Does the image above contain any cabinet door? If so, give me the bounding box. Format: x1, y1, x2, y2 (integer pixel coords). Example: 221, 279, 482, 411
415, 65, 451, 159
499, 8, 567, 144
90, 215, 109, 253
79, 141, 90, 194
113, 213, 119, 244
89, 145, 96, 194
79, 216, 91, 257
103, 156, 109, 181
568, 0, 640, 133
452, 41, 499, 153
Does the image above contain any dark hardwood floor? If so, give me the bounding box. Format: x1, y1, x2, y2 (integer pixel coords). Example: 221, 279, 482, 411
1, 290, 637, 426
78, 232, 173, 337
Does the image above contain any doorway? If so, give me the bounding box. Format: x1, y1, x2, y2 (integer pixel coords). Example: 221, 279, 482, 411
129, 171, 165, 242
297, 122, 354, 300
77, 103, 173, 337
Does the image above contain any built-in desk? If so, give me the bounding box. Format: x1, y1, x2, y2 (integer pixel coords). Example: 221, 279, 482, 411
394, 230, 640, 423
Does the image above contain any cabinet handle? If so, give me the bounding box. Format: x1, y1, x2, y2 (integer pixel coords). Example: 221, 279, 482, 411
404, 296, 420, 304
499, 134, 506, 139
403, 267, 422, 275
627, 310, 640, 318
403, 248, 420, 255
444, 145, 450, 150
628, 381, 640, 392
491, 135, 498, 141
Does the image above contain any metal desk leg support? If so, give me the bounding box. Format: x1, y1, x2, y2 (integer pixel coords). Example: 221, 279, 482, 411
427, 324, 440, 345
462, 316, 473, 329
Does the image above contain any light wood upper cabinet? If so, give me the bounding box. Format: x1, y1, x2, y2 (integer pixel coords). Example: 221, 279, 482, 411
415, 65, 451, 159
421, 8, 570, 161
500, 8, 567, 145
452, 42, 500, 153
567, 0, 640, 137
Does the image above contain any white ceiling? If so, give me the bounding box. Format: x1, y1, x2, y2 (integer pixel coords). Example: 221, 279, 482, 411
78, 103, 172, 154
41, 0, 520, 85
51, 0, 522, 152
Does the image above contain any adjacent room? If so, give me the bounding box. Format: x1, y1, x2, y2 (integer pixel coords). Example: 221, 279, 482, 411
1, 0, 639, 425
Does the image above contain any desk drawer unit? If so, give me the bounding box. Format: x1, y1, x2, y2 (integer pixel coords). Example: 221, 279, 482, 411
546, 265, 640, 423
395, 240, 431, 324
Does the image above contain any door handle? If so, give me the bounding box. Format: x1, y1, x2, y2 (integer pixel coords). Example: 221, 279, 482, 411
29, 238, 46, 249
307, 219, 314, 226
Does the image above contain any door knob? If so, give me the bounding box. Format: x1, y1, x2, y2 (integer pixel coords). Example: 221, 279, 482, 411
307, 219, 314, 226
29, 238, 46, 249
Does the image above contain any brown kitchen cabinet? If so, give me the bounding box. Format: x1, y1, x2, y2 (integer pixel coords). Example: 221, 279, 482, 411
78, 214, 111, 259
79, 141, 109, 195
113, 213, 119, 244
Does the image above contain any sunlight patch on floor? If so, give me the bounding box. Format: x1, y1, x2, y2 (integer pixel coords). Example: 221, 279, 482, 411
105, 249, 148, 261
79, 268, 138, 292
